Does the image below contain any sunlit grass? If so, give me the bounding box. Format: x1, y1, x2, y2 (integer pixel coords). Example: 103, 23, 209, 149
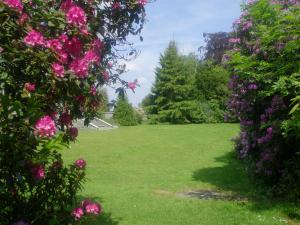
63, 124, 298, 225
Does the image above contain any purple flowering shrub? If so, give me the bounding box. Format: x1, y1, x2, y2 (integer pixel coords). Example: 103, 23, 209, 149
225, 0, 300, 198
0, 0, 147, 224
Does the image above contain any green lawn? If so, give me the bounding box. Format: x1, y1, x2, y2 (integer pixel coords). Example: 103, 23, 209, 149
63, 124, 299, 225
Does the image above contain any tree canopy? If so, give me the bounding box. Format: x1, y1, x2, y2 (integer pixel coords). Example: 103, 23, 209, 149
144, 41, 230, 124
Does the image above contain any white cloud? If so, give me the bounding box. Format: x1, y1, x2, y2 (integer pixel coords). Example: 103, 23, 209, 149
106, 0, 243, 107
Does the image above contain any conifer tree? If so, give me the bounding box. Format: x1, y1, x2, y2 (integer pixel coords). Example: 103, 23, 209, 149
113, 96, 138, 126
150, 41, 195, 123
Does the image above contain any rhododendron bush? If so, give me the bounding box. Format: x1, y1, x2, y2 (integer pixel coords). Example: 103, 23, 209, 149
0, 0, 147, 224
225, 0, 300, 198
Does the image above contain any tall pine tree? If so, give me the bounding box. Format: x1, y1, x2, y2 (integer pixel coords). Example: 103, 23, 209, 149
150, 41, 196, 123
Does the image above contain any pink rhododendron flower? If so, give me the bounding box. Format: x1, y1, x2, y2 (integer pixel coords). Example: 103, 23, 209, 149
52, 63, 65, 77
57, 51, 69, 64
70, 58, 89, 78
81, 199, 102, 215
102, 71, 109, 81
69, 127, 78, 140
92, 38, 103, 54
69, 49, 100, 78
85, 202, 101, 215
24, 30, 45, 47
138, 0, 148, 6
233, 18, 241, 25
75, 95, 86, 104
242, 20, 253, 31
24, 82, 35, 92
81, 199, 92, 208
31, 164, 45, 180
3, 0, 23, 13
241, 10, 249, 17
59, 112, 72, 125
128, 81, 137, 91
75, 158, 86, 169
60, 0, 73, 12
35, 115, 57, 138
112, 2, 121, 9
89, 86, 97, 95
229, 38, 241, 44
83, 50, 100, 64
66, 37, 83, 57
71, 207, 84, 221
59, 34, 69, 44
247, 0, 257, 4
66, 5, 87, 28
18, 13, 29, 25
47, 39, 63, 53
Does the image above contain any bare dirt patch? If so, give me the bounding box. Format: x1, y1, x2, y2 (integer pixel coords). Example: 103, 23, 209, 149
154, 189, 248, 202
177, 189, 248, 202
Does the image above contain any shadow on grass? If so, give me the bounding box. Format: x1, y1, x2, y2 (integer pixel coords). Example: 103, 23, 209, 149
193, 151, 260, 198
77, 196, 120, 225
192, 151, 300, 221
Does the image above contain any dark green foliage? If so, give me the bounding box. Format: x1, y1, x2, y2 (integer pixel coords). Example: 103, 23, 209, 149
145, 41, 230, 124
0, 0, 146, 223
140, 93, 155, 114
135, 110, 144, 124
148, 42, 196, 123
195, 61, 230, 110
113, 97, 138, 126
226, 0, 300, 199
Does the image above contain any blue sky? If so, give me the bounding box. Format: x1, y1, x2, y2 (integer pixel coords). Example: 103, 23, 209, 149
107, 0, 244, 106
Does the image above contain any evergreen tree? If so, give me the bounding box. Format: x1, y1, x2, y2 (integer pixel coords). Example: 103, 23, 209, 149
113, 96, 138, 126
140, 93, 155, 113
150, 41, 195, 123
145, 40, 231, 124
194, 61, 230, 109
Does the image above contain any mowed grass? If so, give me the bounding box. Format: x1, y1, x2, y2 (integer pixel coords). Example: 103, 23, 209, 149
63, 124, 299, 225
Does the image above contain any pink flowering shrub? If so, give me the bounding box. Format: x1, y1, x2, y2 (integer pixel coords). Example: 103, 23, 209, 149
35, 115, 57, 138
225, 0, 300, 198
24, 82, 35, 92
66, 5, 87, 28
31, 164, 45, 180
0, 0, 147, 224
71, 207, 84, 221
3, 0, 23, 13
74, 158, 86, 169
71, 199, 102, 221
82, 199, 102, 214
24, 30, 45, 46
52, 63, 65, 77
